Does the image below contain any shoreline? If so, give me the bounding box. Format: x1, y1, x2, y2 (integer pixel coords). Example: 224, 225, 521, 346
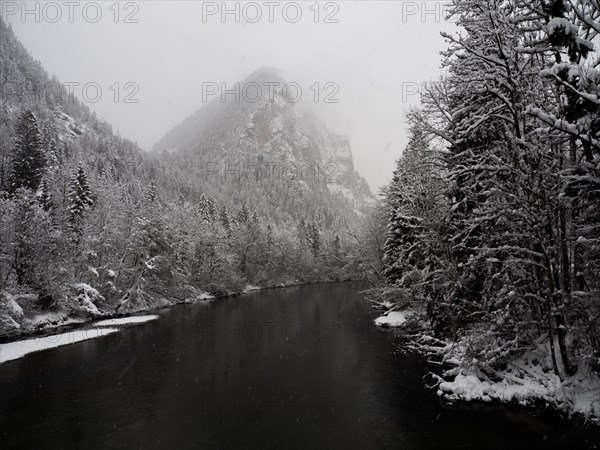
373, 308, 600, 426
0, 278, 365, 345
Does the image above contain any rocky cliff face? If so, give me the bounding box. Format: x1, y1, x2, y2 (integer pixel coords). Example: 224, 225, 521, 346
152, 68, 374, 222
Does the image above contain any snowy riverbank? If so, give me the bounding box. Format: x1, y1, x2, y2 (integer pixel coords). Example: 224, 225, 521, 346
0, 282, 293, 363
0, 283, 212, 341
374, 309, 414, 327
374, 309, 600, 423
0, 280, 360, 363
0, 279, 356, 343
435, 336, 600, 422
0, 315, 160, 364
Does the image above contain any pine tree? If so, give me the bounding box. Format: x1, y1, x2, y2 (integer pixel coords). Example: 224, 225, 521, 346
383, 125, 438, 285
236, 204, 249, 225
220, 205, 233, 237
67, 163, 93, 235
9, 109, 46, 194
198, 193, 217, 222
332, 234, 341, 261
0, 160, 7, 193
207, 196, 217, 221
10, 188, 56, 288
308, 222, 320, 260
266, 223, 274, 259
0, 103, 9, 127
145, 180, 158, 204
247, 210, 260, 238
38, 176, 53, 213
41, 119, 61, 168
297, 218, 308, 246
400, 0, 600, 374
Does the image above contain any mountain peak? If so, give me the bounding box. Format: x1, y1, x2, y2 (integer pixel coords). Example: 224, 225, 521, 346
152, 69, 374, 223
242, 66, 285, 85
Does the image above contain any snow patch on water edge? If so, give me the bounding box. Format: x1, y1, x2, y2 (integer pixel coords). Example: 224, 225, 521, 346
0, 327, 120, 364
94, 315, 160, 327
374, 309, 414, 327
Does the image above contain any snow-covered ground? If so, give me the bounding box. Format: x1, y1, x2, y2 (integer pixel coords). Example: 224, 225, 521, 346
94, 315, 160, 327
434, 335, 600, 421
372, 307, 600, 421
438, 364, 600, 421
243, 285, 262, 293
0, 314, 162, 364
374, 310, 413, 327
0, 328, 119, 364
72, 283, 105, 316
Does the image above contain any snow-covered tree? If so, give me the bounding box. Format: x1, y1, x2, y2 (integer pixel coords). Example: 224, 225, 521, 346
383, 0, 600, 376
67, 163, 93, 237
308, 222, 320, 260
8, 109, 46, 194
236, 204, 249, 225
220, 205, 233, 237
145, 180, 158, 204
37, 176, 53, 213
198, 193, 217, 222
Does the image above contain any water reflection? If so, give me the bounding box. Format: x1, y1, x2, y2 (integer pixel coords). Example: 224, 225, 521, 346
1, 283, 599, 449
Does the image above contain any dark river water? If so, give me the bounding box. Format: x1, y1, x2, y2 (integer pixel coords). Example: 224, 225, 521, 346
1, 282, 599, 449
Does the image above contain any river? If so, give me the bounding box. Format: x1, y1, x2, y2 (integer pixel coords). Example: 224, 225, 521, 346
1, 282, 599, 449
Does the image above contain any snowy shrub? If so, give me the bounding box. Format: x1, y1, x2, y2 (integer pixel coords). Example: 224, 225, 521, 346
0, 293, 25, 332
69, 283, 105, 317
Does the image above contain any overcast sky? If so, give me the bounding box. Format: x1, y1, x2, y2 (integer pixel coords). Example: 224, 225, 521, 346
4, 1, 455, 192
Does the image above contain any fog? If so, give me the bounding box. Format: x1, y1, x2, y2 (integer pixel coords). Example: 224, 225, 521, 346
4, 1, 455, 192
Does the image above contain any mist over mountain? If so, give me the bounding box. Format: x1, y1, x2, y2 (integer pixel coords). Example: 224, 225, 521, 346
152, 67, 374, 227
0, 19, 376, 337
2, 1, 600, 444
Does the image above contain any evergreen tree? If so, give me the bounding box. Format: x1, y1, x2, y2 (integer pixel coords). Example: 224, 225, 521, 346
0, 103, 9, 127
236, 204, 249, 225
220, 205, 233, 237
0, 160, 8, 193
396, 0, 600, 375
67, 163, 93, 235
383, 125, 437, 284
297, 218, 308, 246
145, 180, 158, 204
332, 234, 341, 261
38, 176, 53, 213
266, 223, 274, 260
198, 193, 217, 222
10, 188, 56, 288
41, 119, 61, 168
9, 109, 46, 194
308, 222, 320, 260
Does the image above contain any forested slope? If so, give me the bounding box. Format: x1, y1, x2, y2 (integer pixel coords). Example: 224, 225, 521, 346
152, 67, 374, 228
0, 19, 373, 337
375, 0, 600, 419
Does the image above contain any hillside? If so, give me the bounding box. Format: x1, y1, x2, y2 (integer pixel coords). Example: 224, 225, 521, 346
0, 20, 372, 338
152, 68, 374, 228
